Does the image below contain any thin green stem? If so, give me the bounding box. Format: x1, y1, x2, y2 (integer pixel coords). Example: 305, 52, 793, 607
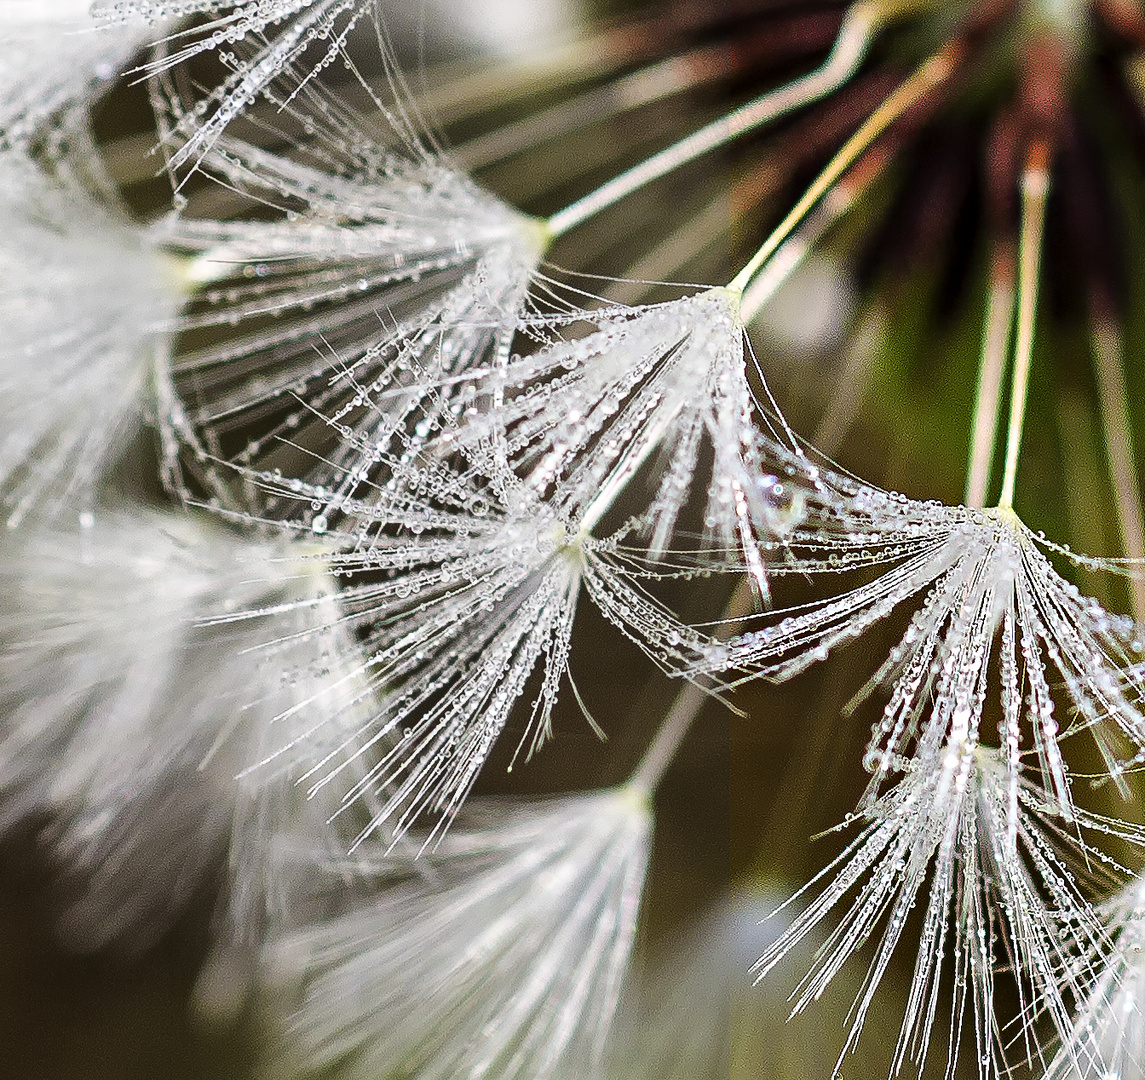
965, 262, 1015, 507
627, 681, 711, 795
545, 0, 889, 240
740, 150, 883, 323
996, 150, 1050, 512
726, 45, 957, 299
628, 581, 755, 795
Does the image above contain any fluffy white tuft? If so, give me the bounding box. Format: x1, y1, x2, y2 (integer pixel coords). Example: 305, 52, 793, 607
266, 786, 651, 1080
0, 157, 177, 527
446, 289, 818, 595
1041, 874, 1145, 1080
718, 483, 1145, 823
755, 744, 1131, 1079
93, 1, 385, 173
156, 137, 544, 521
240, 442, 718, 843
0, 507, 373, 951
0, 1, 159, 147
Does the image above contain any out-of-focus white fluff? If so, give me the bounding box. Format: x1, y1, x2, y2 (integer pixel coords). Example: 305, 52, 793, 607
0, 157, 177, 527
0, 507, 373, 952
1041, 874, 1145, 1080
608, 893, 907, 1080
266, 787, 652, 1080
0, 1, 160, 147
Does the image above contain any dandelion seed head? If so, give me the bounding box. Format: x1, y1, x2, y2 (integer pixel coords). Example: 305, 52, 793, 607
0, 1, 160, 148
721, 479, 1145, 821
158, 139, 544, 523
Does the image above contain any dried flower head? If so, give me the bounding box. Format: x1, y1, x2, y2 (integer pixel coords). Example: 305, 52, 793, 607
718, 478, 1145, 825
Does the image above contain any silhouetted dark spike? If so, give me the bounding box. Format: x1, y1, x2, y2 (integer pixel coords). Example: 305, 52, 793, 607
1019, 35, 1068, 148
1095, 0, 1145, 49
983, 103, 1022, 244
724, 8, 848, 83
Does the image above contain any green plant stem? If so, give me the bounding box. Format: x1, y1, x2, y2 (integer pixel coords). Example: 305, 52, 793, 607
965, 260, 1015, 507
726, 44, 957, 300
544, 0, 886, 240
739, 166, 865, 323
996, 150, 1050, 512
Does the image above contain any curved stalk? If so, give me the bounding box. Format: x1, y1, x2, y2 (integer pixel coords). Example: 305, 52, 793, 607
1091, 318, 1145, 623
740, 146, 888, 322
727, 43, 959, 299
456, 38, 748, 171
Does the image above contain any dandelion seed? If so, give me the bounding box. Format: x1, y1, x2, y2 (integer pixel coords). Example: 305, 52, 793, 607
0, 157, 178, 527
755, 744, 1129, 1079
259, 436, 718, 843
157, 136, 544, 520
92, 1, 382, 174
717, 487, 1145, 824
265, 786, 651, 1080
446, 288, 819, 597
0, 508, 373, 952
